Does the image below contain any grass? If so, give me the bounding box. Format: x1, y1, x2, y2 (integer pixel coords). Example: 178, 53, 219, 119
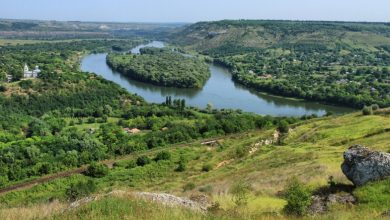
0, 109, 389, 219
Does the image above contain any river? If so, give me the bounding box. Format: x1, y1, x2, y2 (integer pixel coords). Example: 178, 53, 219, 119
80, 41, 353, 116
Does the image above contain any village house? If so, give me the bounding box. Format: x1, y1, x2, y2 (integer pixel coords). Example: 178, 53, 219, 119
23, 63, 41, 78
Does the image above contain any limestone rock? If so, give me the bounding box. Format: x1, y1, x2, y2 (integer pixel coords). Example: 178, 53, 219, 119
341, 145, 390, 186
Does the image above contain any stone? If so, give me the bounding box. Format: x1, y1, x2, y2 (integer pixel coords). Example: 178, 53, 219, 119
308, 193, 356, 215
341, 145, 390, 186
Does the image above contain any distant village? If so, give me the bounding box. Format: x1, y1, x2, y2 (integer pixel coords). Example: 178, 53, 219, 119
6, 63, 41, 82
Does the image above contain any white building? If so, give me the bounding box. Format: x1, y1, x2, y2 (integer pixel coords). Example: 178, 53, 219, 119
23, 64, 41, 78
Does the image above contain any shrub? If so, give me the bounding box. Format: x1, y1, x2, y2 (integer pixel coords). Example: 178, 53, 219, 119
175, 156, 187, 172
154, 151, 171, 161
87, 117, 96, 123
136, 155, 151, 166
277, 120, 290, 133
230, 181, 252, 206
202, 163, 213, 172
65, 179, 97, 201
362, 106, 373, 115
234, 145, 248, 158
0, 175, 9, 187
283, 178, 312, 216
125, 160, 137, 169
199, 185, 213, 194
371, 104, 380, 111
85, 163, 109, 178
0, 85, 6, 92
183, 182, 196, 192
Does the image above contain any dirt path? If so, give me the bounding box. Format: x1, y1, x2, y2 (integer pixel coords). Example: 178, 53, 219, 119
0, 132, 252, 196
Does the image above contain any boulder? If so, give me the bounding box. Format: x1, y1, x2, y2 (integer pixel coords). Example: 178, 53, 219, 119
341, 145, 390, 186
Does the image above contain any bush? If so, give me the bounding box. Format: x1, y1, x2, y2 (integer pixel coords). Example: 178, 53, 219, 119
234, 145, 248, 158
87, 117, 96, 123
154, 151, 171, 161
136, 155, 151, 166
277, 120, 290, 133
362, 106, 373, 115
283, 178, 312, 216
202, 164, 213, 172
0, 85, 6, 92
371, 104, 380, 111
230, 181, 252, 206
65, 179, 97, 201
183, 182, 196, 192
85, 163, 109, 178
199, 185, 213, 194
125, 160, 137, 169
175, 156, 187, 172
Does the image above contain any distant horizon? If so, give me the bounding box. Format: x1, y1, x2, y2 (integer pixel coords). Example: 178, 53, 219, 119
1, 17, 389, 25
1, 0, 389, 23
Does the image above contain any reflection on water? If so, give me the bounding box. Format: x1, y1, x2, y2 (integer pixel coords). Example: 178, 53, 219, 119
80, 41, 354, 116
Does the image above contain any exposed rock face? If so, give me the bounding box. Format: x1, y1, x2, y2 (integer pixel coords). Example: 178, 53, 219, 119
309, 193, 356, 215
341, 145, 390, 186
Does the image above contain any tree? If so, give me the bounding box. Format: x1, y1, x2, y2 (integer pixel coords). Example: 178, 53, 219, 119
85, 162, 109, 178
206, 103, 213, 112
362, 106, 373, 115
180, 99, 186, 110
136, 155, 151, 166
154, 151, 171, 161
277, 120, 289, 133
103, 105, 113, 115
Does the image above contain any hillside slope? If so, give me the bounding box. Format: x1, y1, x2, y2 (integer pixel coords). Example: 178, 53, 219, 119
1, 109, 389, 219
170, 20, 390, 108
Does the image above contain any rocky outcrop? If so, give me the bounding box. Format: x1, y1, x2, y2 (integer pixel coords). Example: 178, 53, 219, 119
341, 145, 390, 186
309, 193, 356, 215
134, 192, 210, 212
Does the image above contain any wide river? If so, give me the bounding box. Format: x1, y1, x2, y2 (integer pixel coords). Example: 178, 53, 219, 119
81, 41, 353, 116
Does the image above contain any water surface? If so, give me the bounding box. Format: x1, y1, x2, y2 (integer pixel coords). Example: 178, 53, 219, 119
81, 41, 353, 116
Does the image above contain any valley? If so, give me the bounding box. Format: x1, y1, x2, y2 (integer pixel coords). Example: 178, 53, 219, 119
0, 18, 389, 220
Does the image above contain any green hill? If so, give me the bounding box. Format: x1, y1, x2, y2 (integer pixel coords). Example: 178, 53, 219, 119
170, 20, 390, 108
1, 108, 389, 219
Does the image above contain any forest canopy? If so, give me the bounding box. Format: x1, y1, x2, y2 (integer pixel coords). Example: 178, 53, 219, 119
106, 48, 210, 88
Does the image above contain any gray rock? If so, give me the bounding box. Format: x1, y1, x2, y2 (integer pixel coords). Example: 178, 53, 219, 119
308, 193, 356, 215
341, 145, 390, 186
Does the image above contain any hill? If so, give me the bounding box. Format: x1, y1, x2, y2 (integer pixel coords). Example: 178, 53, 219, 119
0, 108, 389, 219
170, 20, 390, 108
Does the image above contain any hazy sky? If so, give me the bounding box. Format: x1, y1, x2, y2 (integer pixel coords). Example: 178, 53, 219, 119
1, 0, 389, 23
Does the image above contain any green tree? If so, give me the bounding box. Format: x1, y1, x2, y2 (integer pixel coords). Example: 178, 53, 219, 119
85, 162, 109, 178
154, 151, 171, 161
136, 155, 151, 166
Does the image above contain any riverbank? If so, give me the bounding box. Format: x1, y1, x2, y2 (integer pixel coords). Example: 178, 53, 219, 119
80, 41, 354, 116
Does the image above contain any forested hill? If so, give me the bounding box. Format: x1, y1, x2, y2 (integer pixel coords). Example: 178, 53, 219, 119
172, 20, 390, 53
169, 20, 390, 108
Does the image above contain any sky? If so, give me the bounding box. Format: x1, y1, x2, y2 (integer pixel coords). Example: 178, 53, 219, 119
0, 0, 389, 23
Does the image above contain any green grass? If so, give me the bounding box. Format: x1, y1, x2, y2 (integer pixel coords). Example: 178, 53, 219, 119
0, 110, 389, 219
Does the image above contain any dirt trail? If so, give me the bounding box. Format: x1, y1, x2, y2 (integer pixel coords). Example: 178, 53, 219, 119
0, 132, 247, 196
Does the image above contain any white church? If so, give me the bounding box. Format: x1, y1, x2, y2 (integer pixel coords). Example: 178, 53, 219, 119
23, 64, 41, 78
